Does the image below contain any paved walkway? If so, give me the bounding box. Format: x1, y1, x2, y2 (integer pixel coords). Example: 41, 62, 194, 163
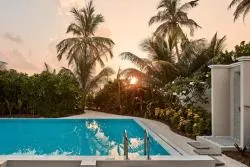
69, 110, 247, 167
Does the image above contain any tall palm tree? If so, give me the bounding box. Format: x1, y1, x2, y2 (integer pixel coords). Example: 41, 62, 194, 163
149, 0, 200, 61
229, 0, 250, 21
56, 0, 115, 111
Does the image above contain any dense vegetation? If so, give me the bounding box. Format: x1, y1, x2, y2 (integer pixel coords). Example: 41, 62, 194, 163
92, 34, 250, 138
0, 69, 84, 117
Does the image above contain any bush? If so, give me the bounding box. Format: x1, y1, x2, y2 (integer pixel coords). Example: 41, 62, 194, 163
0, 70, 84, 117
153, 106, 211, 137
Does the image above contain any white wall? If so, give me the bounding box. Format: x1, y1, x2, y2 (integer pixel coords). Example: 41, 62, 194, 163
96, 156, 215, 167
240, 58, 250, 147
210, 66, 231, 136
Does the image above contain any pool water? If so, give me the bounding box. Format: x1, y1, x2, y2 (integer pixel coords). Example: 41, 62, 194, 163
0, 119, 170, 156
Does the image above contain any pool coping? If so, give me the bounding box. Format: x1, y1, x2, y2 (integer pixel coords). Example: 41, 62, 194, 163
0, 117, 184, 161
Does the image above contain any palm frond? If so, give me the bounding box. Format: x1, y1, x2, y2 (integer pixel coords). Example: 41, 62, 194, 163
43, 62, 56, 74
87, 67, 115, 91
119, 68, 148, 80
120, 52, 150, 70
229, 0, 250, 21
179, 0, 199, 11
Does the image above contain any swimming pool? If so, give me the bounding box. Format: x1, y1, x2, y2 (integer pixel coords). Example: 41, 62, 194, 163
0, 119, 172, 156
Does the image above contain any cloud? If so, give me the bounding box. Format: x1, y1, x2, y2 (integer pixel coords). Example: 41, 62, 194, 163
95, 27, 112, 38
2, 33, 23, 44
43, 37, 68, 70
57, 0, 84, 16
0, 49, 39, 74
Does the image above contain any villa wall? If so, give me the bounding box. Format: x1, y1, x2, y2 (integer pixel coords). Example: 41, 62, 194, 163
209, 57, 250, 148
210, 66, 231, 136
240, 58, 250, 147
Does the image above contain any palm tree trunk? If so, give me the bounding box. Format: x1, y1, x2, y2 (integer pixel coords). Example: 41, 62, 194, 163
82, 90, 87, 113
175, 43, 180, 62
118, 80, 122, 113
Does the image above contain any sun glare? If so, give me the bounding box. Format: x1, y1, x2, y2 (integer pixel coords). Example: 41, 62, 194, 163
130, 77, 138, 85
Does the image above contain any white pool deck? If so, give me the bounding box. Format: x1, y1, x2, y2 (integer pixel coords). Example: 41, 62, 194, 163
0, 110, 247, 167
75, 110, 248, 167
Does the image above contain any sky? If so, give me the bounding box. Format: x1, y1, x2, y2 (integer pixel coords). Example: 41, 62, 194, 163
0, 0, 249, 74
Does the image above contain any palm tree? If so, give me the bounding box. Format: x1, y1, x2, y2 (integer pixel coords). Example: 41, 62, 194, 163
149, 0, 200, 61
229, 0, 250, 21
140, 35, 175, 63
56, 0, 115, 111
120, 51, 178, 88
0, 61, 7, 71
178, 33, 226, 76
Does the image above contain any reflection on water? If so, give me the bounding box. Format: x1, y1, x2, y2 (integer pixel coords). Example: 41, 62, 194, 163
0, 119, 169, 156
85, 120, 143, 157
11, 148, 73, 156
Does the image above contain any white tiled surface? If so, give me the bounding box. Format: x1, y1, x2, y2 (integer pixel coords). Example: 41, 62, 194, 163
69, 110, 247, 167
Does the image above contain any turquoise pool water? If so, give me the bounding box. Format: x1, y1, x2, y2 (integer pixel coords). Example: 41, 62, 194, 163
0, 119, 170, 156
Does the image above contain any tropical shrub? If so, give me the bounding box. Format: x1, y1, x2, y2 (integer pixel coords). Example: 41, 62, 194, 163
153, 106, 211, 137
0, 70, 83, 117
165, 72, 210, 107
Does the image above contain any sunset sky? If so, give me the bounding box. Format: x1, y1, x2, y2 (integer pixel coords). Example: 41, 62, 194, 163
0, 0, 249, 74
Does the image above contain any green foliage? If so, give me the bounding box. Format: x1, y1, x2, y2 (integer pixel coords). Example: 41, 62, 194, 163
154, 106, 211, 137
233, 41, 250, 58
93, 80, 162, 117
0, 70, 83, 117
165, 72, 210, 106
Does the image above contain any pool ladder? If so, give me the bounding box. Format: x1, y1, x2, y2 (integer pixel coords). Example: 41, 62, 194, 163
124, 129, 150, 160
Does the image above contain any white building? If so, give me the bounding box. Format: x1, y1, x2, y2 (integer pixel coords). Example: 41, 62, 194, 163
198, 56, 250, 153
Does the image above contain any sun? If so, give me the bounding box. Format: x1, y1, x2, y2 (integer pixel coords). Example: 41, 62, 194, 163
130, 77, 138, 85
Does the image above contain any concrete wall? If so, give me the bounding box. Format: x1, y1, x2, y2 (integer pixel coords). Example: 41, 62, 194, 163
230, 66, 241, 141
210, 65, 231, 136
96, 156, 215, 167
240, 57, 250, 147
0, 161, 7, 167
6, 160, 81, 167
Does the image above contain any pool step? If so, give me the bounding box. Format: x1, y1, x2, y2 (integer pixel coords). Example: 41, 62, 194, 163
210, 156, 225, 166
188, 141, 210, 149
80, 160, 96, 167
194, 149, 221, 156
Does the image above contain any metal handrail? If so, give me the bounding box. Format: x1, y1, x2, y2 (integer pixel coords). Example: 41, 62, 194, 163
124, 130, 129, 160
124, 129, 150, 160
144, 129, 147, 155
144, 129, 150, 160
146, 130, 150, 160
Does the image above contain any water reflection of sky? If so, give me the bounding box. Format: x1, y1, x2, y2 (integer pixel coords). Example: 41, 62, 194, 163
0, 119, 169, 156
86, 120, 144, 157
